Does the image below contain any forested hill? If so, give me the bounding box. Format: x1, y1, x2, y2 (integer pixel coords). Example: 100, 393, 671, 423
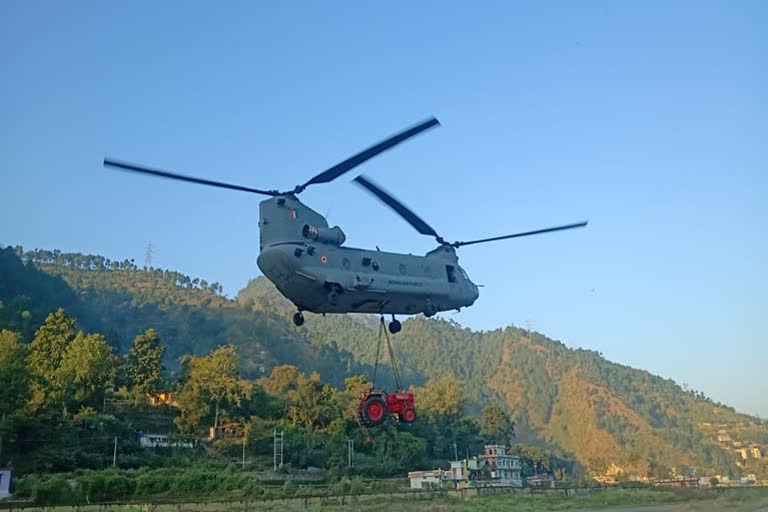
0, 247, 373, 386
2, 246, 767, 479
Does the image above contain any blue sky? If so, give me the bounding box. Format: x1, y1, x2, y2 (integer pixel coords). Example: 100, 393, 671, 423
1, 2, 766, 416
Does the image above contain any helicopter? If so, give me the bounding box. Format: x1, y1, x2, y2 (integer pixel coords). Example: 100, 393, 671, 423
104, 117, 587, 334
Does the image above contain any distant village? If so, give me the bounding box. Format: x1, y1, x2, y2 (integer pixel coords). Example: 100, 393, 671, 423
137, 395, 768, 491
405, 419, 767, 491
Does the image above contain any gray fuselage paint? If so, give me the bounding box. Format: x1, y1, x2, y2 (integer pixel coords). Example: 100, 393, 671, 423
256, 196, 479, 316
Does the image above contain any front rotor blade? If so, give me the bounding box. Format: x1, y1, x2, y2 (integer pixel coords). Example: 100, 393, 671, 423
104, 159, 278, 196
353, 175, 440, 238
301, 117, 440, 189
453, 221, 588, 247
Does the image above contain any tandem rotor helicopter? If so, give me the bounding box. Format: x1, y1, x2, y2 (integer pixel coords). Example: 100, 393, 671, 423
104, 117, 587, 335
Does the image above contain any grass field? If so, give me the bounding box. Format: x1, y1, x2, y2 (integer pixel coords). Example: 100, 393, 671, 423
239, 487, 768, 512
5, 487, 768, 512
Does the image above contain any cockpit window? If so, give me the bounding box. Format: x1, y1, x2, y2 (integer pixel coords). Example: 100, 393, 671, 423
459, 267, 469, 280
446, 265, 457, 283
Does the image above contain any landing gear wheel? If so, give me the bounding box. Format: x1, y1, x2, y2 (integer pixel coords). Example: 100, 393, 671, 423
388, 318, 402, 334
327, 291, 339, 306
399, 408, 416, 423
292, 311, 305, 326
359, 394, 387, 427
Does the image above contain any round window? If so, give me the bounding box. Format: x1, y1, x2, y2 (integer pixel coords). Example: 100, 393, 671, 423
424, 266, 432, 277
399, 263, 407, 275
342, 257, 351, 270
372, 261, 379, 271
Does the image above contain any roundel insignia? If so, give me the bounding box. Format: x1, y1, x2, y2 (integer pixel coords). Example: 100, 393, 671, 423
320, 255, 328, 264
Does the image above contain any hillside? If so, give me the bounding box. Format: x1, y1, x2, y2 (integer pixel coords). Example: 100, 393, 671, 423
238, 277, 768, 478
2, 245, 766, 479
0, 247, 378, 388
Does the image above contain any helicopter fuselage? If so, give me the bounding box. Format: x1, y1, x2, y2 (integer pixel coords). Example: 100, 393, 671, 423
256, 196, 479, 316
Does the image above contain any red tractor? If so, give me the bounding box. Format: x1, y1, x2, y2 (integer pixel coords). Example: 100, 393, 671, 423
358, 390, 416, 427
357, 317, 416, 427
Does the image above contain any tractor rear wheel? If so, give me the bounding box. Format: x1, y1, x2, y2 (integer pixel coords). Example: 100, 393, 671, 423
359, 395, 387, 427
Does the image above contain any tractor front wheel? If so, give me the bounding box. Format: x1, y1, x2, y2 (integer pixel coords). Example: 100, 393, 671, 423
400, 408, 416, 423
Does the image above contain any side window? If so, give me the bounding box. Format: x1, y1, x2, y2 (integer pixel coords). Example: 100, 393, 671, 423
446, 265, 456, 283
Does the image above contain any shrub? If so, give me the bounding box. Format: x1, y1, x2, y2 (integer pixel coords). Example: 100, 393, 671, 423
80, 471, 109, 502
32, 477, 73, 505
105, 473, 136, 500
135, 471, 172, 496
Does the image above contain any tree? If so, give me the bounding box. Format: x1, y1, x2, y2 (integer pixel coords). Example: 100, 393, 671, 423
515, 444, 552, 477
175, 345, 252, 432
174, 383, 209, 433
481, 405, 515, 446
335, 375, 371, 424
0, 329, 29, 463
0, 330, 29, 416
258, 365, 301, 398
27, 309, 77, 414
413, 376, 463, 417
288, 372, 335, 431
59, 332, 117, 405
127, 328, 166, 398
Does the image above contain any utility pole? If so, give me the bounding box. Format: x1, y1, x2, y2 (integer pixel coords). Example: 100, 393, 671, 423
453, 442, 458, 461
347, 439, 354, 467
112, 437, 117, 467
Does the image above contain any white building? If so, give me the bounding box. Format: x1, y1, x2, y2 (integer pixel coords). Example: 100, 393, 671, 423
408, 469, 448, 489
139, 434, 193, 449
0, 469, 11, 499
408, 444, 523, 490
477, 444, 523, 487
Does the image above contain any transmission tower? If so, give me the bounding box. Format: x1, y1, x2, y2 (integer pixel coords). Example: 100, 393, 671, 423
273, 429, 284, 470
144, 241, 153, 269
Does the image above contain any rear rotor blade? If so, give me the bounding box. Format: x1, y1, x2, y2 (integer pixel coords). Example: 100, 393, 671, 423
301, 117, 440, 190
453, 221, 588, 247
353, 175, 440, 239
103, 159, 278, 196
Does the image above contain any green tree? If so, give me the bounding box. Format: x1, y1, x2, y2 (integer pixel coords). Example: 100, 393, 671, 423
413, 376, 463, 416
0, 329, 29, 464
258, 365, 301, 398
27, 309, 77, 414
289, 372, 336, 431
335, 375, 371, 424
127, 328, 166, 398
513, 444, 552, 476
481, 405, 515, 445
0, 330, 29, 416
175, 345, 253, 432
59, 332, 117, 405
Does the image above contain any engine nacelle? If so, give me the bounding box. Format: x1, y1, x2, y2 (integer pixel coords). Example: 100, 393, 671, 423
302, 224, 346, 246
